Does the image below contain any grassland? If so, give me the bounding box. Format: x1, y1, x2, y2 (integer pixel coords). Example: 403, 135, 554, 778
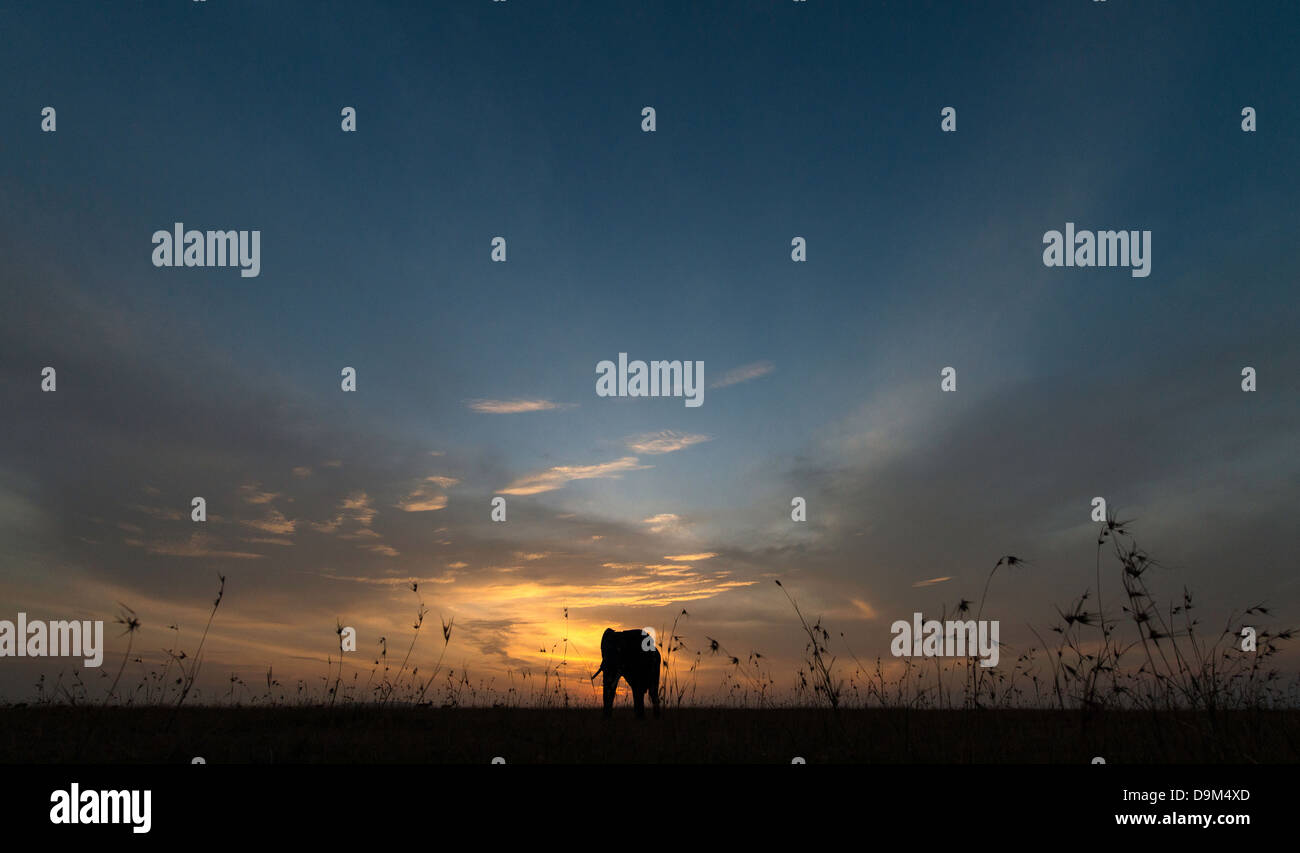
5, 517, 1297, 765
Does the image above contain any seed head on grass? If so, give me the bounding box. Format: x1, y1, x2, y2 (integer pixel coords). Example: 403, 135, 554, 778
775, 579, 841, 709
103, 605, 140, 705
977, 555, 1028, 623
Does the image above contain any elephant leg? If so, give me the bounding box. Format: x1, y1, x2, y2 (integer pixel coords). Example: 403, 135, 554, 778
602, 671, 618, 718
632, 686, 646, 719
649, 651, 662, 718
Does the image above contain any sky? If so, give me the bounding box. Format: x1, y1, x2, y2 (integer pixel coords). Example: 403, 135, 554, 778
0, 0, 1297, 703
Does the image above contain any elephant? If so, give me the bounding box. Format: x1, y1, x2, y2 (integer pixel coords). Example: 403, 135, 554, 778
591, 628, 661, 719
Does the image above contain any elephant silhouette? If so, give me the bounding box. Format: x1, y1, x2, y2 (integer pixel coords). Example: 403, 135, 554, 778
591, 628, 661, 719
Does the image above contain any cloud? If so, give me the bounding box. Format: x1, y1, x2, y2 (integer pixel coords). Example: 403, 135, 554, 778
128, 531, 264, 559
644, 564, 694, 575
368, 544, 400, 557
665, 552, 716, 561
240, 508, 296, 535
396, 490, 449, 512
341, 491, 376, 525
128, 504, 183, 521
396, 477, 454, 512
850, 599, 878, 619
912, 576, 952, 587
318, 573, 445, 586
291, 466, 312, 478
710, 361, 773, 389
395, 494, 447, 512
310, 491, 377, 533
466, 399, 572, 414
500, 457, 651, 495
340, 528, 381, 540
449, 574, 757, 610
642, 513, 683, 534
625, 430, 712, 455
239, 484, 281, 505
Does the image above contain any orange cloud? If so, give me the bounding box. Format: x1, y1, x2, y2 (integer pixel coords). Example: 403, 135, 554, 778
501, 457, 651, 495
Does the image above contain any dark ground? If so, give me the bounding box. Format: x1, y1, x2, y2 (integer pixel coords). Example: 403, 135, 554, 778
3, 706, 1297, 763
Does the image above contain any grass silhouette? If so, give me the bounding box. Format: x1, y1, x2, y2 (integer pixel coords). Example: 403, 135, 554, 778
5, 519, 1297, 762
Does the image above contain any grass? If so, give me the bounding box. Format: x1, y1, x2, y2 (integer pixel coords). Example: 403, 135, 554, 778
4, 516, 1296, 763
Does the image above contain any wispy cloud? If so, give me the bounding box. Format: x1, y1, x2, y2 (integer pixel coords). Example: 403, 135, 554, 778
240, 508, 296, 535
341, 491, 376, 525
311, 491, 377, 532
665, 552, 716, 561
625, 430, 712, 455
128, 504, 183, 521
391, 472, 457, 513
340, 528, 381, 540
309, 517, 342, 534
912, 576, 953, 587
238, 484, 281, 505
642, 513, 683, 534
710, 360, 773, 389
318, 573, 447, 586
467, 399, 573, 414
500, 457, 651, 495
433, 575, 756, 609
126, 531, 264, 559
850, 599, 878, 619
243, 536, 293, 546
395, 487, 449, 512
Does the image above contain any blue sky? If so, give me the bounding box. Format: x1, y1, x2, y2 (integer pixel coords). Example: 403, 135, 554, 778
1, 1, 1296, 701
